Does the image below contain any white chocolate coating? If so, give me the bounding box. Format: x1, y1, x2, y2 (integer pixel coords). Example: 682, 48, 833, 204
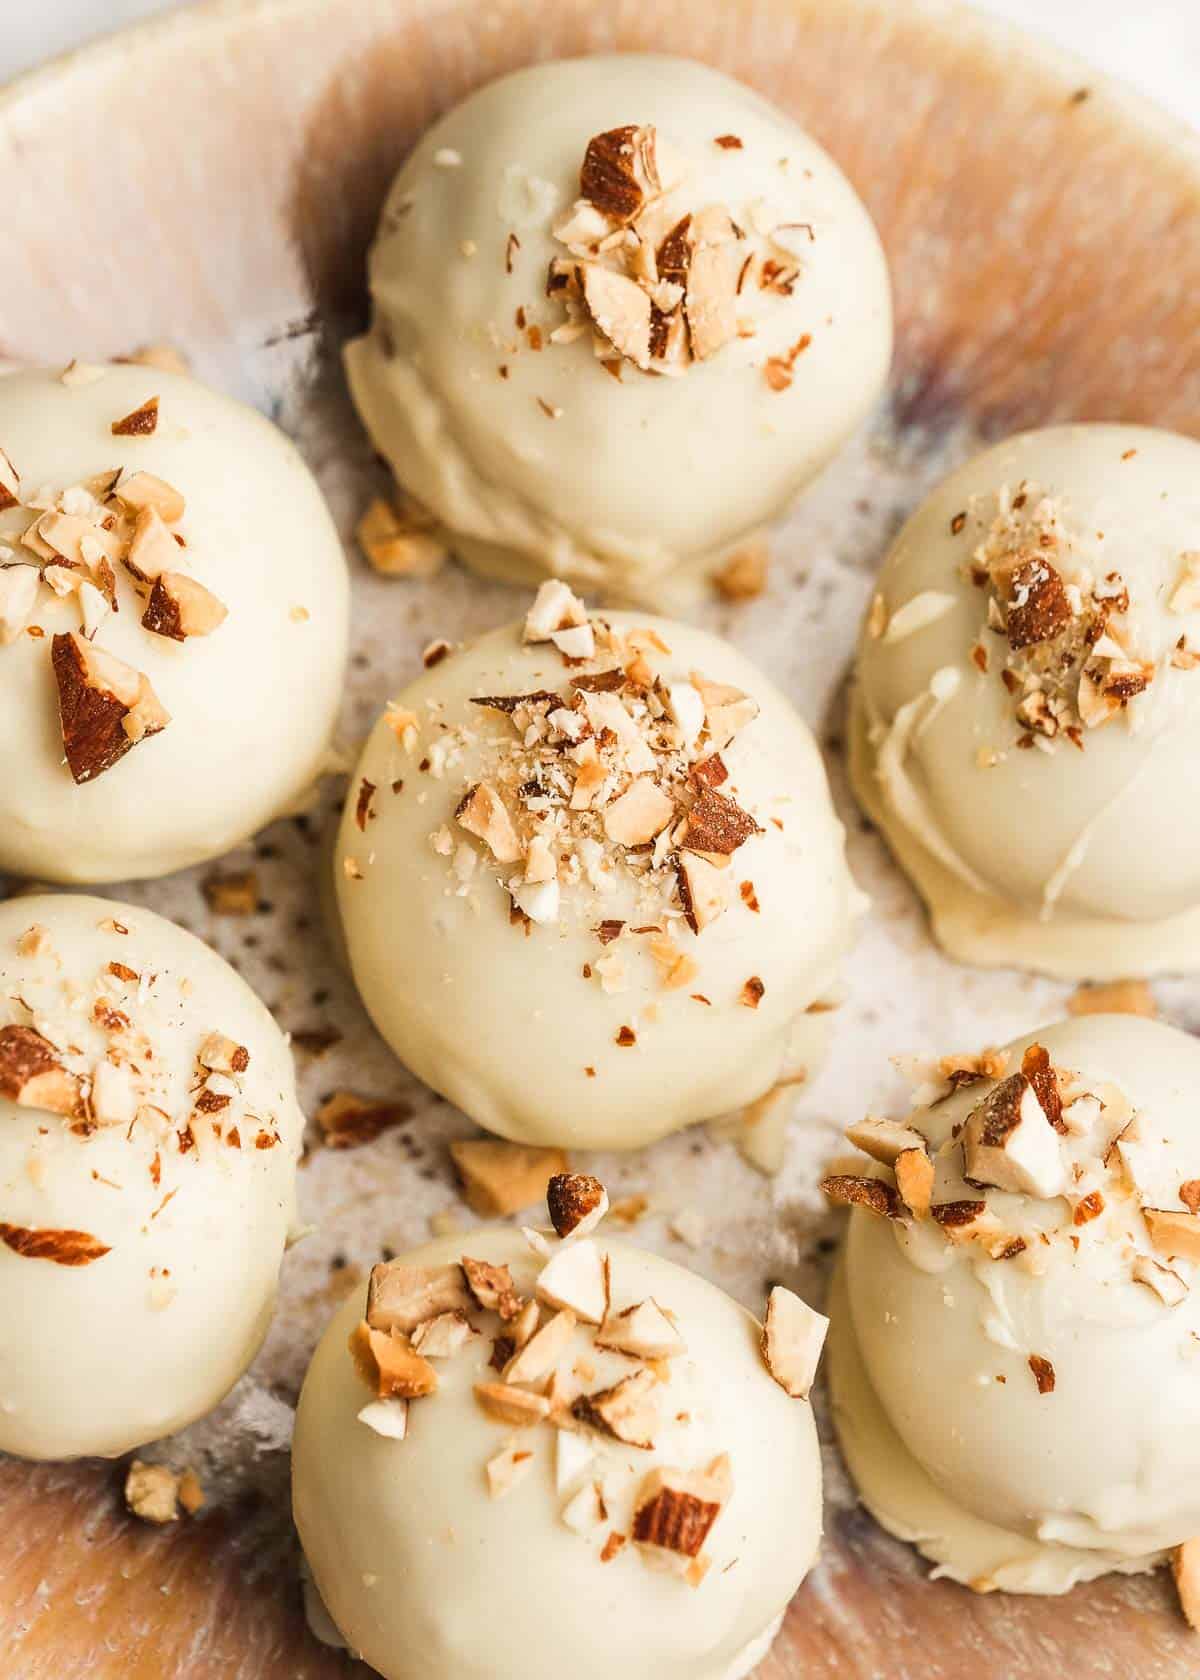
0, 894, 305, 1460
830, 1015, 1200, 1592
345, 54, 892, 602
853, 424, 1200, 977
0, 364, 349, 884
293, 1227, 822, 1680
334, 610, 860, 1150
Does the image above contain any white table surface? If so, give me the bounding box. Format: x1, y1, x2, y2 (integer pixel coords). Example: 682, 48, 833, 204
7, 0, 1200, 129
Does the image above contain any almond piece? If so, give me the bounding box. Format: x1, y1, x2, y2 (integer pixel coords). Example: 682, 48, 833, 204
125, 1461, 180, 1525
524, 579, 588, 643
0, 1024, 82, 1117
356, 495, 446, 577
1143, 1209, 1200, 1265
197, 1032, 250, 1076
1172, 1538, 1200, 1631
596, 1298, 685, 1360
409, 1309, 476, 1358
546, 1172, 608, 1239
0, 564, 39, 643
357, 1397, 410, 1439
713, 544, 767, 601
349, 1321, 438, 1399
366, 1260, 473, 1335
580, 264, 653, 370
1066, 979, 1157, 1019
111, 396, 159, 436
142, 572, 228, 641
845, 1116, 930, 1167
536, 1239, 609, 1324
572, 1367, 659, 1449
456, 782, 522, 864
504, 1308, 577, 1385
762, 1286, 828, 1399
1132, 1255, 1189, 1306
603, 777, 675, 847
123, 506, 180, 587
684, 208, 740, 361
486, 1443, 535, 1499
474, 1381, 552, 1428
675, 852, 728, 934
962, 1073, 1067, 1199
450, 1138, 568, 1217
1004, 558, 1071, 648
115, 471, 185, 523
819, 1174, 905, 1219
462, 1255, 523, 1321
895, 1147, 935, 1217
52, 631, 168, 781
0, 444, 20, 510
632, 1454, 731, 1559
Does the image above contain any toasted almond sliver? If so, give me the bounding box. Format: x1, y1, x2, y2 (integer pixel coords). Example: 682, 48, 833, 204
504, 1308, 577, 1385
486, 1443, 535, 1499
536, 1239, 609, 1325
546, 1172, 608, 1240
1143, 1208, 1200, 1264
349, 1321, 439, 1400
365, 1262, 470, 1336
596, 1298, 684, 1360
1173, 1538, 1200, 1630
845, 1116, 929, 1167
115, 470, 186, 523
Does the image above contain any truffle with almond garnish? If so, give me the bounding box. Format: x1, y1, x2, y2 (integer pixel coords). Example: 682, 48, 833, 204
0, 362, 348, 884
826, 1014, 1200, 1623
344, 53, 891, 605
293, 1175, 826, 1680
334, 582, 862, 1154
0, 892, 305, 1460
852, 423, 1200, 978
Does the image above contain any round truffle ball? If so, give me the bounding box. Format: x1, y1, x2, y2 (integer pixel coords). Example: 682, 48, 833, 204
852, 424, 1200, 978
828, 1014, 1200, 1594
345, 54, 892, 602
0, 363, 349, 884
294, 1219, 822, 1680
334, 585, 861, 1150
0, 893, 305, 1459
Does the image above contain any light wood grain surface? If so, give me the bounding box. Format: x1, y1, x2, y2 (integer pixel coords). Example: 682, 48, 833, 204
1, 1, 1199, 1676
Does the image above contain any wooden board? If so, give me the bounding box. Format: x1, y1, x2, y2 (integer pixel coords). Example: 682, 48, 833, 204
1, 0, 1199, 1675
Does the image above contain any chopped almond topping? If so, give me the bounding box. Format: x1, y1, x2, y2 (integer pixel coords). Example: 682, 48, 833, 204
356, 494, 446, 577
633, 1455, 731, 1572
762, 1286, 828, 1399
504, 1308, 577, 1385
125, 1461, 181, 1525
579, 125, 664, 221
0, 1221, 110, 1266
196, 1032, 250, 1077
177, 1469, 205, 1516
819, 1174, 904, 1219
1143, 1208, 1200, 1264
0, 1024, 82, 1117
845, 1116, 929, 1166
681, 788, 761, 856
961, 1072, 1067, 1199
562, 1480, 607, 1534
456, 781, 523, 863
572, 1367, 659, 1449
537, 1239, 609, 1324
367, 1261, 473, 1335
51, 632, 169, 782
316, 1090, 408, 1150
111, 396, 159, 436
739, 976, 765, 1009
202, 870, 258, 915
685, 208, 740, 361
1005, 559, 1071, 648
600, 1532, 627, 1564
486, 1443, 535, 1499
1132, 1255, 1188, 1306
713, 543, 768, 601
142, 571, 227, 641
1181, 1181, 1200, 1215
603, 776, 675, 846
1066, 979, 1157, 1019
357, 1397, 410, 1439
596, 1298, 685, 1360
675, 852, 728, 934
115, 470, 185, 523
1028, 1354, 1056, 1395
1020, 1044, 1065, 1133
0, 445, 20, 510
894, 1147, 935, 1217
547, 1172, 609, 1239
0, 564, 39, 644
474, 1381, 551, 1428
410, 1310, 476, 1359
450, 1138, 568, 1217
349, 1321, 438, 1399
1173, 1539, 1200, 1631
462, 1255, 523, 1321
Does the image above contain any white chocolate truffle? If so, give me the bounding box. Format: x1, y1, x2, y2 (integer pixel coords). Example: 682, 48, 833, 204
0, 363, 349, 884
0, 893, 305, 1460
345, 54, 892, 602
828, 1015, 1200, 1594
334, 588, 861, 1150
852, 424, 1200, 978
293, 1220, 822, 1680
